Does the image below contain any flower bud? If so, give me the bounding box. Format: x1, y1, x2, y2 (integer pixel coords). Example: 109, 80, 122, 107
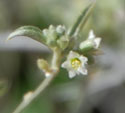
79, 40, 95, 52
79, 30, 101, 52
42, 25, 68, 49
57, 35, 69, 50
56, 25, 66, 35
42, 25, 58, 47
37, 59, 52, 77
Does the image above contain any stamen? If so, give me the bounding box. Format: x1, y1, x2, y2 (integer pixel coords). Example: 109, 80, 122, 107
71, 58, 81, 69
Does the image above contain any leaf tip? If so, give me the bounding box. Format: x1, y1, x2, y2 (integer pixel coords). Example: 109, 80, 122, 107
6, 37, 11, 41
6, 33, 15, 41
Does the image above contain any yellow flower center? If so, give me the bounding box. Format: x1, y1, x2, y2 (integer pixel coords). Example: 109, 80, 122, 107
71, 58, 81, 70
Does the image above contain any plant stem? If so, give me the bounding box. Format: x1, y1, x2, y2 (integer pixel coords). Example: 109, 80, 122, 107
51, 47, 61, 70
12, 48, 61, 113
13, 75, 55, 113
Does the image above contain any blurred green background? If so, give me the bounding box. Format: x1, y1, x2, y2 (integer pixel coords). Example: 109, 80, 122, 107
0, 0, 125, 113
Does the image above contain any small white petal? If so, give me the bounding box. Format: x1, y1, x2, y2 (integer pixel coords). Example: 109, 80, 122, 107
88, 30, 95, 39
68, 51, 80, 59
78, 67, 88, 75
79, 56, 88, 63
94, 38, 101, 49
69, 70, 76, 78
61, 61, 69, 68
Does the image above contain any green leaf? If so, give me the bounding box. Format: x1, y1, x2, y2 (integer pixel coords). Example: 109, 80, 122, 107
69, 0, 96, 36
7, 26, 46, 44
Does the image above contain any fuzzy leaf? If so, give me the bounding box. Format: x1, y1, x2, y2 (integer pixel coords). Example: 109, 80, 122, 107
69, 0, 96, 36
7, 26, 46, 44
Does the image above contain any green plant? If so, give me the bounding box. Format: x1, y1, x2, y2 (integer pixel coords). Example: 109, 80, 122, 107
7, 1, 102, 113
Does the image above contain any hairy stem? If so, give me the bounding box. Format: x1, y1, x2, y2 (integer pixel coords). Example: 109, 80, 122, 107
13, 75, 55, 113
12, 48, 61, 113
51, 47, 62, 70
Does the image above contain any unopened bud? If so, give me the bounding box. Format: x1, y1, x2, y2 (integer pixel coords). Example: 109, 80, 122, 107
79, 40, 95, 52
56, 25, 66, 35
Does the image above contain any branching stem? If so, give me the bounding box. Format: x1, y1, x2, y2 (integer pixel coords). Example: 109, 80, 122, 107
13, 75, 55, 113
12, 48, 61, 113
11, 2, 96, 113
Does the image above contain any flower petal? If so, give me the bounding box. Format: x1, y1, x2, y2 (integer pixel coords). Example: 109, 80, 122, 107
61, 61, 69, 68
78, 67, 88, 75
79, 56, 88, 64
94, 38, 101, 49
67, 51, 79, 59
88, 30, 95, 39
68, 70, 76, 78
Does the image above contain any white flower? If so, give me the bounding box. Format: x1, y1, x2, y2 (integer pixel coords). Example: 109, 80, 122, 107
88, 30, 101, 49
61, 51, 88, 78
